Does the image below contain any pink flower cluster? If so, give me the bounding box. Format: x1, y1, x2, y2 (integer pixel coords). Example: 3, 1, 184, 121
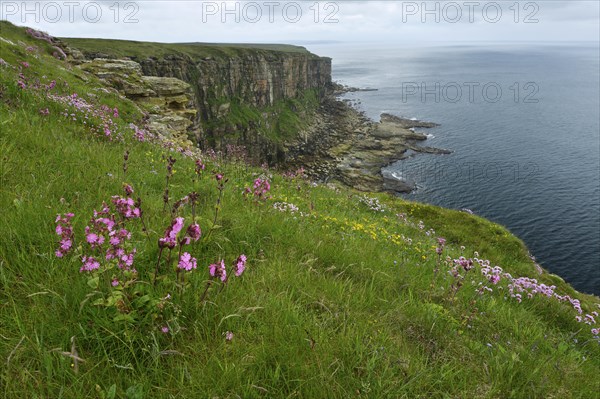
159, 216, 201, 246
46, 93, 121, 140
474, 258, 600, 337
453, 256, 475, 272
209, 255, 247, 281
209, 260, 227, 282
81, 202, 137, 272
159, 217, 203, 273
123, 184, 134, 196
111, 195, 140, 219
436, 237, 446, 255
159, 217, 185, 249
480, 263, 504, 285
106, 229, 136, 271
54, 213, 74, 258
85, 204, 114, 248
282, 167, 306, 180
180, 223, 201, 245
251, 178, 270, 200
509, 277, 556, 300
129, 123, 152, 142
195, 159, 205, 174
80, 256, 100, 272
26, 27, 55, 44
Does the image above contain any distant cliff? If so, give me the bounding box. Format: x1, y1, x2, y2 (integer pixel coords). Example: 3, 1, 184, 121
64, 37, 332, 163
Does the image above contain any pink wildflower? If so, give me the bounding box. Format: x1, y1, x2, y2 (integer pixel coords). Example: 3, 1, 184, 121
225, 331, 234, 341
178, 252, 197, 271
186, 223, 201, 242
235, 254, 247, 277
159, 217, 185, 249
55, 213, 75, 257
86, 233, 103, 246
118, 250, 136, 270
195, 159, 205, 174
80, 256, 100, 272
253, 178, 271, 200
111, 279, 119, 287
60, 239, 72, 251
209, 259, 227, 282
111, 195, 140, 219
123, 184, 134, 196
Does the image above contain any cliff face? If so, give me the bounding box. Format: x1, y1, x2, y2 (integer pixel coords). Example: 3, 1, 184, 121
138, 54, 331, 113
138, 54, 331, 163
69, 41, 331, 163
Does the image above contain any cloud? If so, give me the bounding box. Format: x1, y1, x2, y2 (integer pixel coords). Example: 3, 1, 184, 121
1, 1, 598, 44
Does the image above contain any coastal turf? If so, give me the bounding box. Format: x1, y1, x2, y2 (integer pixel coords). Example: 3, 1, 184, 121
1, 21, 599, 398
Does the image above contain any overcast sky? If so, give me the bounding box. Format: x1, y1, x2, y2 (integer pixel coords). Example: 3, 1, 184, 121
1, 1, 599, 45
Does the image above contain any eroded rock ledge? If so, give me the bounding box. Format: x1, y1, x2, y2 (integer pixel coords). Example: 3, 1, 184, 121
288, 99, 452, 193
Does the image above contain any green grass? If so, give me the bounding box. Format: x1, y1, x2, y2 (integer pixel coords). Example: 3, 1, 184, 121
1, 21, 600, 399
61, 37, 316, 60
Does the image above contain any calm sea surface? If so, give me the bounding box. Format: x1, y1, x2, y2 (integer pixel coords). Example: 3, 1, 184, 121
306, 42, 600, 295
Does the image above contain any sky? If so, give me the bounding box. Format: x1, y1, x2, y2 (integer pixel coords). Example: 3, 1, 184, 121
1, 1, 599, 45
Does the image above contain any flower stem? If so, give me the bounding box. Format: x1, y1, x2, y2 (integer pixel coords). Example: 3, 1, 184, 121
153, 247, 164, 286
199, 280, 212, 303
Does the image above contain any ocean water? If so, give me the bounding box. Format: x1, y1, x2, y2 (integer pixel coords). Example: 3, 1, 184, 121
306, 43, 600, 295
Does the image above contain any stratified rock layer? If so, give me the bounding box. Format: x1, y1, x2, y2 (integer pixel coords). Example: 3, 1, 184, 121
79, 59, 197, 144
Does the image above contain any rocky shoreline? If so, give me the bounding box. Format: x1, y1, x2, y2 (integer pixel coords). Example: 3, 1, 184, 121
287, 88, 452, 193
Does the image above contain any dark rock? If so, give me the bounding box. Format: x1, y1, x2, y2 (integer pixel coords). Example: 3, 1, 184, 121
380, 113, 440, 128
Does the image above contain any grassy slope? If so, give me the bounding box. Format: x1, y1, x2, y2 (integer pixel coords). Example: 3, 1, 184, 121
1, 22, 599, 399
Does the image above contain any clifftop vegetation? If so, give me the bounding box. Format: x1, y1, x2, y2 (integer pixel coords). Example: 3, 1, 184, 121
63, 37, 317, 60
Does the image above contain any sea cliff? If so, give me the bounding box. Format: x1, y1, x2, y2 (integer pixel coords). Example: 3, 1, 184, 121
62, 36, 449, 192
65, 37, 331, 164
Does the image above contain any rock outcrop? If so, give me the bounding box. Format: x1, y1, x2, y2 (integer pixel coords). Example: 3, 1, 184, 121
79, 59, 197, 144
288, 99, 451, 192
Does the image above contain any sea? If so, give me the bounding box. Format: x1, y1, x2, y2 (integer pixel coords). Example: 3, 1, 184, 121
305, 42, 600, 295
